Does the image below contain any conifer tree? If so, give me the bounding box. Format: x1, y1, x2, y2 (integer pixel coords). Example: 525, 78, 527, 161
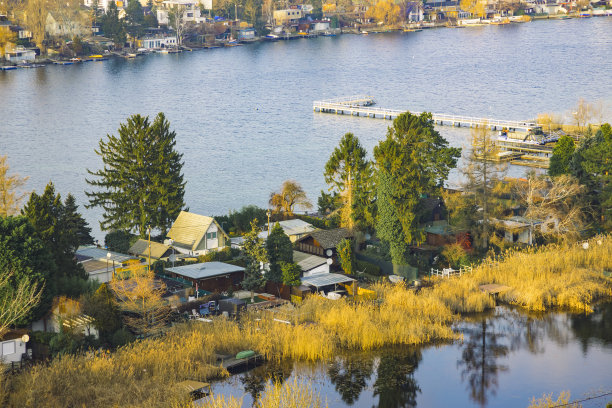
265, 223, 293, 283
63, 194, 94, 246
241, 220, 267, 302
374, 112, 460, 265
86, 113, 186, 237
324, 133, 374, 231
22, 182, 87, 280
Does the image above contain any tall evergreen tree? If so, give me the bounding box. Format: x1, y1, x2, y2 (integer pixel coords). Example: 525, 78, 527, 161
22, 182, 86, 280
374, 112, 460, 265
63, 194, 94, 246
548, 135, 576, 177
0, 216, 56, 322
86, 113, 186, 237
100, 1, 126, 47
324, 133, 374, 231
241, 220, 267, 302
265, 223, 292, 283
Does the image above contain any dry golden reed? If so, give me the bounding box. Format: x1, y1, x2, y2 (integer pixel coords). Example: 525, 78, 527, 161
464, 235, 612, 312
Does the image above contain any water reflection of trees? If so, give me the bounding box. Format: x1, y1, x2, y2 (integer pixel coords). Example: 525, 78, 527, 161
328, 354, 374, 405
570, 302, 612, 353
372, 349, 422, 408
240, 359, 293, 406
457, 317, 509, 407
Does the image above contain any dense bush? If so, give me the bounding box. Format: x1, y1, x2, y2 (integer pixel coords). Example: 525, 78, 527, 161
104, 230, 137, 253
356, 259, 382, 276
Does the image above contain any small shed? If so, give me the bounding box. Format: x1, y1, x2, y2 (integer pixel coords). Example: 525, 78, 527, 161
166, 262, 245, 292
218, 298, 246, 317
301, 273, 355, 295
293, 250, 329, 277
0, 330, 28, 364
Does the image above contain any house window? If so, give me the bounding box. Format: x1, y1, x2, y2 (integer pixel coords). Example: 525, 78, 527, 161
207, 232, 217, 239
2, 341, 15, 356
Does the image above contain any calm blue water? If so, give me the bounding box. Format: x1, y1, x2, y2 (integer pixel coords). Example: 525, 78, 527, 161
1, 18, 611, 241
212, 304, 612, 407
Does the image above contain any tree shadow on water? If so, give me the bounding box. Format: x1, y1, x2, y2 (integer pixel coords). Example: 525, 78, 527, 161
372, 349, 422, 408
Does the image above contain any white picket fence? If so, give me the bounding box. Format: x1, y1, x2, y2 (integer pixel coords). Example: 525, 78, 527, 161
430, 265, 473, 278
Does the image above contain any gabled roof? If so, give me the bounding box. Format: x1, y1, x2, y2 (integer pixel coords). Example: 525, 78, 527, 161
298, 228, 352, 249
272, 219, 317, 237
129, 239, 172, 260
167, 211, 227, 251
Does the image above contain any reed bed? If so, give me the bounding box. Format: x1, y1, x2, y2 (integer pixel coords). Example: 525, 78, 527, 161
5, 238, 611, 407
464, 235, 612, 312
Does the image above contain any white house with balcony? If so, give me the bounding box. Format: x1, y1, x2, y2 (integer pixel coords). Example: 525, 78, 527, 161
157, 0, 206, 25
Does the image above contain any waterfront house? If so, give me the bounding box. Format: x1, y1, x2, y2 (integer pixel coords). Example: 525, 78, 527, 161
293, 250, 330, 277
5, 46, 36, 62
141, 35, 178, 49
45, 11, 91, 38
166, 211, 230, 256
490, 216, 542, 245
165, 261, 245, 292
404, 1, 425, 21
237, 28, 256, 41
129, 239, 173, 260
295, 228, 352, 261
310, 20, 331, 32
0, 330, 28, 364
157, 0, 206, 26
274, 8, 304, 25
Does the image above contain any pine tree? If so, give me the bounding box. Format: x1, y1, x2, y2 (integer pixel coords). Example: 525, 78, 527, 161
374, 112, 461, 265
265, 223, 293, 283
63, 194, 94, 246
86, 113, 186, 237
324, 133, 374, 231
22, 182, 87, 280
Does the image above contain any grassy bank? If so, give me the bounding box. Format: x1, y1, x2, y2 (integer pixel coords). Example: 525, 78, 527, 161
4, 238, 611, 407
462, 236, 612, 312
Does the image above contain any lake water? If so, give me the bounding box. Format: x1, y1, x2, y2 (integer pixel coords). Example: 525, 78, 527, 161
212, 303, 612, 407
1, 18, 612, 240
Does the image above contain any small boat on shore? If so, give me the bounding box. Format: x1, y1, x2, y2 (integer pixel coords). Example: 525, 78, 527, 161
0, 66, 17, 70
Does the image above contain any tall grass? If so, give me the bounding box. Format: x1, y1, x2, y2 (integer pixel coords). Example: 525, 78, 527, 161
465, 236, 612, 312
5, 237, 611, 407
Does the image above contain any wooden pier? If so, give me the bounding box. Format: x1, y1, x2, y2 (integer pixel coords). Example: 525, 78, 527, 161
217, 353, 264, 373
313, 96, 539, 133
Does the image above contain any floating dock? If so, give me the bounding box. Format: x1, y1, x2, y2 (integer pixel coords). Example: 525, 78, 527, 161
313, 96, 540, 133
216, 353, 264, 373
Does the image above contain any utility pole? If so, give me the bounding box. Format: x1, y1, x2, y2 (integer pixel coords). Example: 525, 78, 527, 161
267, 210, 271, 237
147, 226, 152, 273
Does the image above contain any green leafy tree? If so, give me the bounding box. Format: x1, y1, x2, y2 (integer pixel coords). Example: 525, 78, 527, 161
241, 220, 267, 302
104, 230, 136, 254
324, 133, 374, 231
548, 135, 576, 177
280, 261, 302, 287
572, 123, 612, 230
125, 0, 146, 37
336, 238, 354, 275
0, 216, 56, 322
81, 283, 122, 344
22, 182, 87, 281
317, 190, 339, 216
100, 2, 126, 47
265, 223, 292, 283
86, 113, 186, 237
374, 112, 461, 265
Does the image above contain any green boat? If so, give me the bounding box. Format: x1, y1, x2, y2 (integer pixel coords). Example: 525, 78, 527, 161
236, 350, 256, 359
